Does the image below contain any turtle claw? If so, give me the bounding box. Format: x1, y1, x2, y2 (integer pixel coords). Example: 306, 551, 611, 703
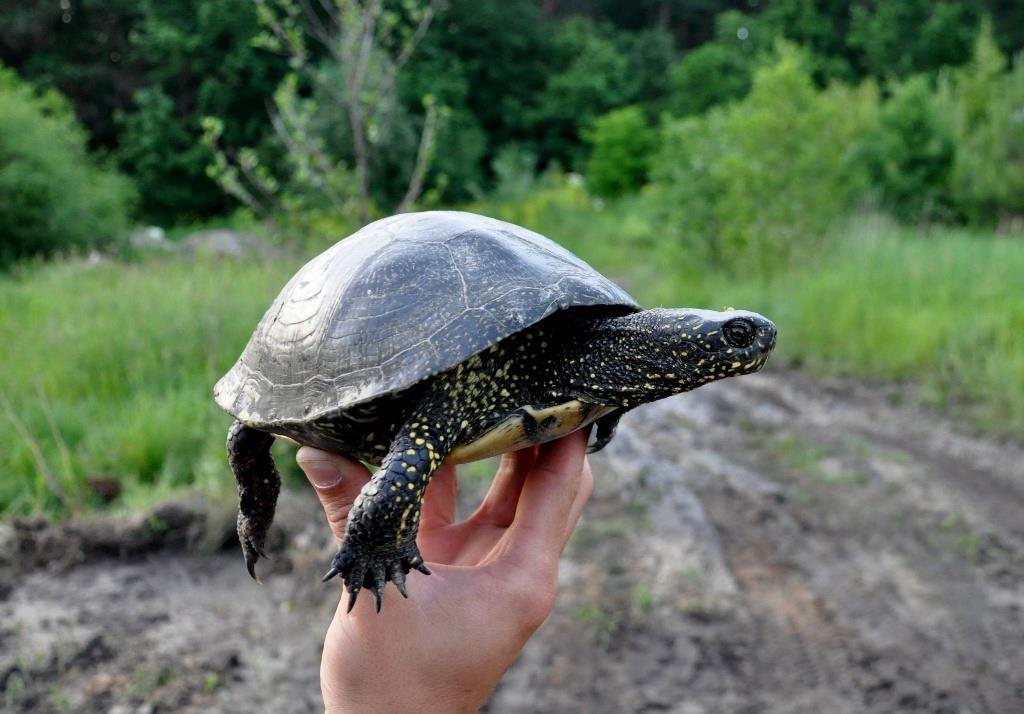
390, 566, 409, 598
371, 564, 387, 613
324, 540, 428, 612
241, 536, 268, 583
346, 586, 361, 614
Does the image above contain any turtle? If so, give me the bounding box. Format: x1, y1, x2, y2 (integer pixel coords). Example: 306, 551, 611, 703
214, 210, 777, 612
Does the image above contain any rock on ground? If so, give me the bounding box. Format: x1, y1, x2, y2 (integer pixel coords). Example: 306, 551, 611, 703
2, 369, 1023, 713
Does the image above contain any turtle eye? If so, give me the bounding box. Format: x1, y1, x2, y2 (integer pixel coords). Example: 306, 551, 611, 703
723, 318, 755, 348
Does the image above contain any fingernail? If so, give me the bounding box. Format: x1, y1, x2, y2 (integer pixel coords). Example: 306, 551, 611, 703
299, 456, 343, 490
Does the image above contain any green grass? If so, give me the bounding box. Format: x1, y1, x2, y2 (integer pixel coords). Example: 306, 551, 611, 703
0, 255, 301, 517
2, 188, 1022, 519
721, 218, 1024, 435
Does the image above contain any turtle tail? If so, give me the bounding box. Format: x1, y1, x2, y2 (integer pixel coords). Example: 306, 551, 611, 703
226, 420, 280, 581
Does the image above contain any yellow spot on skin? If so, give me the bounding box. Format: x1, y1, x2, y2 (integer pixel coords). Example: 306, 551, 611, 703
407, 483, 415, 490
732, 361, 741, 368
415, 438, 425, 446
406, 449, 416, 456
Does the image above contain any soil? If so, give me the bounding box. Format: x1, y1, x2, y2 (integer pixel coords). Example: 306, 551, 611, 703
2, 369, 1023, 713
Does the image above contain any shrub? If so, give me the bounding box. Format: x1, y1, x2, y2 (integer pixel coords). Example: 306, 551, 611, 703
0, 67, 135, 268
652, 46, 876, 271
584, 106, 657, 198
852, 75, 956, 222
942, 21, 1024, 224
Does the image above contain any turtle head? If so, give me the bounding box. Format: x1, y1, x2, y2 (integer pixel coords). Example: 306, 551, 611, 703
568, 306, 776, 407
648, 307, 777, 390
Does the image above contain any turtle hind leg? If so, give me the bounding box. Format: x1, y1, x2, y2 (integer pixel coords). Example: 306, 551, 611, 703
227, 420, 281, 581
587, 411, 624, 454
322, 422, 449, 612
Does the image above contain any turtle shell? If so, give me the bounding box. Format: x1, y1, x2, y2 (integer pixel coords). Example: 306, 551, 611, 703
214, 211, 639, 426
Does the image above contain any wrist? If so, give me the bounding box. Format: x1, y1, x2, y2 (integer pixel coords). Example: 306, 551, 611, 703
322, 671, 490, 714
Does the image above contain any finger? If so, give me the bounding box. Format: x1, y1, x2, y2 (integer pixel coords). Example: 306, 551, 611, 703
296, 447, 371, 544
472, 446, 538, 527
565, 456, 594, 537
420, 463, 458, 530
504, 431, 588, 565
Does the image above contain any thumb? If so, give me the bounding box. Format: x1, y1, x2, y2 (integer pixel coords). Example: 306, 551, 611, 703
296, 447, 372, 543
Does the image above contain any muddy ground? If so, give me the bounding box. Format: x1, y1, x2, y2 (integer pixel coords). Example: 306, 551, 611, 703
2, 369, 1022, 713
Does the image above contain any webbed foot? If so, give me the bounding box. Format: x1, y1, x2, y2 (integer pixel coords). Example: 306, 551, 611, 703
322, 540, 430, 612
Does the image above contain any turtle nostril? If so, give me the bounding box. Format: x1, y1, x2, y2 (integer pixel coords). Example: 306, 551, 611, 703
723, 318, 755, 348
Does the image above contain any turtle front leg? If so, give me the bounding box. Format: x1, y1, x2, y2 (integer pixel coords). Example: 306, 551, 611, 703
322, 420, 451, 612
227, 420, 281, 580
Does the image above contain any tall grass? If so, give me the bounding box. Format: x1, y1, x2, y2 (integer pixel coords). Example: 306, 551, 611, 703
3, 194, 1022, 518
717, 218, 1024, 434
1, 256, 300, 517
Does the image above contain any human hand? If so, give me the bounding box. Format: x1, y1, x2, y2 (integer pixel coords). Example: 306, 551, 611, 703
296, 430, 593, 714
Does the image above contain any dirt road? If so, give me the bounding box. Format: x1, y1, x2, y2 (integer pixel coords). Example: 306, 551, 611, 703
3, 369, 1022, 713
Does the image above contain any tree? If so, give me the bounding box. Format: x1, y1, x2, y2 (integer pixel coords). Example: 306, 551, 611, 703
0, 66, 135, 267
654, 45, 877, 268
943, 19, 1024, 223
665, 11, 776, 117
0, 0, 144, 149
210, 0, 442, 226
528, 17, 634, 170
849, 0, 982, 79
853, 75, 956, 222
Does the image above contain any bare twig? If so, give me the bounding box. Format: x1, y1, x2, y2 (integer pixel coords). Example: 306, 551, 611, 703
34, 385, 76, 502
267, 102, 349, 208
398, 101, 440, 213
375, 0, 440, 110
242, 0, 442, 225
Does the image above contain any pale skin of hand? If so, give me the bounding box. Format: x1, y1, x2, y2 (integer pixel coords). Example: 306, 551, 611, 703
296, 430, 594, 714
